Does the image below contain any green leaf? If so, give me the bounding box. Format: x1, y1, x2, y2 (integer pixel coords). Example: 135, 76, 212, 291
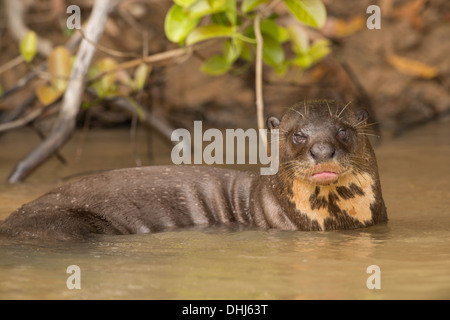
262, 34, 285, 68
89, 58, 118, 98
307, 38, 330, 63
225, 0, 237, 25
209, 0, 227, 9
260, 19, 289, 43
283, 0, 327, 28
290, 55, 310, 68
211, 12, 230, 25
241, 0, 268, 13
164, 4, 200, 43
188, 0, 227, 19
201, 55, 231, 75
291, 38, 330, 68
173, 0, 198, 7
126, 97, 146, 122
90, 82, 105, 98
134, 63, 151, 91
239, 42, 253, 61
186, 25, 236, 45
63, 26, 76, 37
273, 60, 289, 75
0, 84, 3, 98
288, 24, 309, 54
20, 31, 37, 63
97, 58, 118, 92
223, 38, 242, 64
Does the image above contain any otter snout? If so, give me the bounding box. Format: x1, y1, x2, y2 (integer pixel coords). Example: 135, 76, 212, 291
309, 142, 336, 163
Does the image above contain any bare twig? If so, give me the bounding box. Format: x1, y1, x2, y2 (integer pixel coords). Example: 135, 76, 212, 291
0, 107, 43, 133
31, 125, 67, 165
0, 55, 24, 76
89, 46, 193, 84
254, 13, 264, 132
0, 92, 37, 124
78, 28, 139, 58
253, 0, 282, 147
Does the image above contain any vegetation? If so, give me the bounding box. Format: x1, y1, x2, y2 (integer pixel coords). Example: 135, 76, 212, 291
0, 0, 329, 183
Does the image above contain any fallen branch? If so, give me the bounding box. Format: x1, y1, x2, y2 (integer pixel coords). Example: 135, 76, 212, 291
0, 92, 37, 124
8, 0, 120, 184
0, 105, 43, 133
31, 124, 67, 166
0, 64, 46, 100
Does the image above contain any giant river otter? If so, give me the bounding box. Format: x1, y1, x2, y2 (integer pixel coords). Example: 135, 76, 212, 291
0, 100, 387, 240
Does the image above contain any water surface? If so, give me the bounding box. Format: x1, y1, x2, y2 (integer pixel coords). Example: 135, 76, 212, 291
0, 124, 449, 299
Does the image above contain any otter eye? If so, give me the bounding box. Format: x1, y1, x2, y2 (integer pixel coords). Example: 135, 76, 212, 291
336, 128, 349, 141
292, 132, 307, 144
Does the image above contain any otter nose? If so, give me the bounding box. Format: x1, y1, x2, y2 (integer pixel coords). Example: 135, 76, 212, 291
309, 142, 336, 162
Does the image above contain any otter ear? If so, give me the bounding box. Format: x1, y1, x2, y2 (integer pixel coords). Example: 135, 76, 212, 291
266, 116, 280, 131
356, 109, 369, 125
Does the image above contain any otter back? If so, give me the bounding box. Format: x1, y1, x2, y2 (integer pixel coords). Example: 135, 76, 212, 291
0, 100, 387, 240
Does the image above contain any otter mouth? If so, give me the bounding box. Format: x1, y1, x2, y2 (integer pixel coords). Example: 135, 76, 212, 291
311, 171, 339, 184
309, 163, 345, 185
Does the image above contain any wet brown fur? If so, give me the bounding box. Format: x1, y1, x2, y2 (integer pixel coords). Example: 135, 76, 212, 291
0, 100, 387, 240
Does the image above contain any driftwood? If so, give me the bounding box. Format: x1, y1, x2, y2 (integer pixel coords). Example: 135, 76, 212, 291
8, 0, 121, 184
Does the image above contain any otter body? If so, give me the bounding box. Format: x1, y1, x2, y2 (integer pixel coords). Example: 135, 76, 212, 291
0, 100, 387, 240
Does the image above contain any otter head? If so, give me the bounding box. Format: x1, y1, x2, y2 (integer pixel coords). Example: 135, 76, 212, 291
267, 100, 371, 186
266, 100, 387, 230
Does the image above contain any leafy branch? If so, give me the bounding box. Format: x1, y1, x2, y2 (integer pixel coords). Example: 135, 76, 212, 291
164, 0, 330, 134
0, 0, 329, 183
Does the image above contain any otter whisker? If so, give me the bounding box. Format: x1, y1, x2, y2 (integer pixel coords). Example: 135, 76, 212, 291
357, 122, 379, 129
337, 100, 353, 119
290, 107, 305, 118
326, 101, 333, 117
352, 118, 378, 130
357, 133, 380, 138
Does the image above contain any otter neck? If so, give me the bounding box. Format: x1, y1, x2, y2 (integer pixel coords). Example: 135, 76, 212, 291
283, 171, 377, 230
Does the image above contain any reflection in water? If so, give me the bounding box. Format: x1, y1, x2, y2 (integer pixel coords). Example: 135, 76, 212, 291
0, 124, 449, 299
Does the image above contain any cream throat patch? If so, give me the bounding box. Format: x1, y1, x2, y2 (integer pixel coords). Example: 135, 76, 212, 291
290, 172, 375, 230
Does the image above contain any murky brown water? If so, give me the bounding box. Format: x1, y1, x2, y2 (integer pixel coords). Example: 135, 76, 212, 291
0, 123, 449, 299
